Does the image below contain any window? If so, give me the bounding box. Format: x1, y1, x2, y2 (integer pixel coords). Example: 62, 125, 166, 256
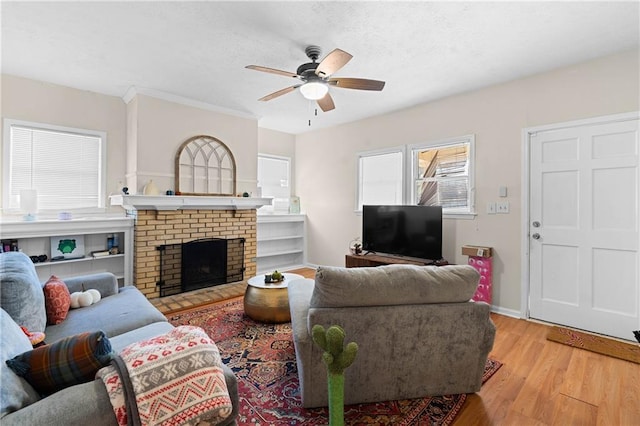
356, 135, 475, 216
3, 119, 106, 212
357, 149, 403, 210
257, 154, 290, 199
410, 135, 474, 214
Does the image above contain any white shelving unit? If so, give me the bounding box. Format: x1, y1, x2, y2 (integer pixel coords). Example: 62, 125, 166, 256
0, 217, 134, 286
256, 214, 306, 274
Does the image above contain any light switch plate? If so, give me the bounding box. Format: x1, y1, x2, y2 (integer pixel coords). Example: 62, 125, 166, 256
497, 201, 510, 213
487, 202, 496, 214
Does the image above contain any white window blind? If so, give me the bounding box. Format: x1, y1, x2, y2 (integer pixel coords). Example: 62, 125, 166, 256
357, 150, 403, 210
258, 154, 290, 199
4, 120, 105, 211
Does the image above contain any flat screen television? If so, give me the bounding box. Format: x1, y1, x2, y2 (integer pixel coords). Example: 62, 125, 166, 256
362, 205, 443, 262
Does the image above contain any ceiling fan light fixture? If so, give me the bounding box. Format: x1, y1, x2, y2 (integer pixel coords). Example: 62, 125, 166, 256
299, 81, 328, 100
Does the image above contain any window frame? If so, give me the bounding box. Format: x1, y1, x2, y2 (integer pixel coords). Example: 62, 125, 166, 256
355, 135, 476, 219
2, 118, 107, 214
355, 146, 405, 212
408, 134, 476, 218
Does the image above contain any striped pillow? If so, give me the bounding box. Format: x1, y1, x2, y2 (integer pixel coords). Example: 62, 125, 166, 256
6, 330, 113, 395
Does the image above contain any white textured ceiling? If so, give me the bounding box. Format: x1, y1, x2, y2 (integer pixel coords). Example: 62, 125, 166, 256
2, 1, 639, 134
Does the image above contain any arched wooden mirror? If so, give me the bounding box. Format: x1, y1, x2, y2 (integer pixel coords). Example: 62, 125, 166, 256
175, 135, 237, 196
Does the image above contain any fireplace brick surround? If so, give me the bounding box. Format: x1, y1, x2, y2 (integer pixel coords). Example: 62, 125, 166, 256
133, 209, 257, 299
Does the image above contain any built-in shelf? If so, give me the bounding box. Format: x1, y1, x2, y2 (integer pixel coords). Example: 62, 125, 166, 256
257, 235, 304, 243
110, 194, 272, 211
33, 253, 125, 267
0, 217, 133, 285
259, 249, 306, 257
256, 214, 306, 273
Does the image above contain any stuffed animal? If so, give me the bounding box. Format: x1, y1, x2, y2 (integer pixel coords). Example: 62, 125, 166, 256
312, 324, 358, 426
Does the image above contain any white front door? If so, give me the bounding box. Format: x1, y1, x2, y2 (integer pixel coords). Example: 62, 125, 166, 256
528, 115, 639, 341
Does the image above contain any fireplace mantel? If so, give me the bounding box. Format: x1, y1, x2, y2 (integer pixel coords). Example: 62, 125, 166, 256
110, 194, 272, 211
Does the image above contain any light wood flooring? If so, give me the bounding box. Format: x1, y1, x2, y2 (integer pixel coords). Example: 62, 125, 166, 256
455, 314, 639, 425
151, 267, 640, 425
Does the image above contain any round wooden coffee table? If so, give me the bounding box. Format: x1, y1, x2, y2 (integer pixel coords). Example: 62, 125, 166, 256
243, 273, 303, 323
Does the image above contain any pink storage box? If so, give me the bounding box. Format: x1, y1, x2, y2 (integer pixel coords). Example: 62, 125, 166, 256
468, 256, 492, 304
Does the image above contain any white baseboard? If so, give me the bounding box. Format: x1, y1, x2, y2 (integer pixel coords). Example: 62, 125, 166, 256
491, 305, 522, 318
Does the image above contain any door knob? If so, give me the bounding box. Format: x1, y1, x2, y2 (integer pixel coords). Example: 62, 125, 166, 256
532, 233, 541, 240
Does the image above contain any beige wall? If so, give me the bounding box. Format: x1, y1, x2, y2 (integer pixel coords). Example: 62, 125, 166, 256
295, 49, 640, 315
0, 74, 127, 213
127, 94, 259, 196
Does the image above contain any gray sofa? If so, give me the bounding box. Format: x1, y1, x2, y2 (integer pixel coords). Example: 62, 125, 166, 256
288, 264, 496, 408
0, 251, 238, 425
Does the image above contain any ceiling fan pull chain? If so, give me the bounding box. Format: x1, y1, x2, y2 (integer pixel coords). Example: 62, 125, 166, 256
315, 108, 318, 116
308, 119, 311, 127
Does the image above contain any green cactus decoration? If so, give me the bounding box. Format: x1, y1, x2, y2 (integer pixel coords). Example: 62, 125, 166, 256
312, 324, 358, 426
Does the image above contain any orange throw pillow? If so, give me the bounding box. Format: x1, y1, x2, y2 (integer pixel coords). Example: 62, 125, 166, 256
43, 275, 71, 325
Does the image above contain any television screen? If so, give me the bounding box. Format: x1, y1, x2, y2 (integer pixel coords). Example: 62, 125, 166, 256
362, 205, 442, 261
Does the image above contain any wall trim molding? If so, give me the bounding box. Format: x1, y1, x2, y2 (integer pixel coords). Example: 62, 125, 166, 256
122, 86, 258, 121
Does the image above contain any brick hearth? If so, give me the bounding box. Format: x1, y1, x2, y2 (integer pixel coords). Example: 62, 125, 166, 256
133, 209, 257, 299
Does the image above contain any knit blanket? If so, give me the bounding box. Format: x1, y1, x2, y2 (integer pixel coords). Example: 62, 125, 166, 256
97, 326, 232, 426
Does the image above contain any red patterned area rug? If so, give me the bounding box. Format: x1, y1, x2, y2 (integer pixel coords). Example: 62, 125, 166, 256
168, 297, 502, 425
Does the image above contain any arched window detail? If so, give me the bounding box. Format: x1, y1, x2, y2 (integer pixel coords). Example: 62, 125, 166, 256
175, 135, 237, 196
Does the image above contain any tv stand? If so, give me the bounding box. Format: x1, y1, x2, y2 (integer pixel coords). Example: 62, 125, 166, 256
345, 254, 448, 268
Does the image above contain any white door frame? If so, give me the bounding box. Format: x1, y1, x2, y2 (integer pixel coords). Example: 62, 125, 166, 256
520, 111, 640, 319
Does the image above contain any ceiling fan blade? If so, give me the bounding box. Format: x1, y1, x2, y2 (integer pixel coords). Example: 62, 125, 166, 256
246, 65, 300, 79
258, 85, 300, 102
328, 77, 385, 91
315, 49, 353, 77
317, 93, 335, 112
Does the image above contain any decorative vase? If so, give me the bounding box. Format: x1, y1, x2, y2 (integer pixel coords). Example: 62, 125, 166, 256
349, 238, 362, 255
143, 180, 160, 195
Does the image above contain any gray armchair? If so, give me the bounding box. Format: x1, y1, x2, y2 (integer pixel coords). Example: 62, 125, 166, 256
288, 264, 496, 408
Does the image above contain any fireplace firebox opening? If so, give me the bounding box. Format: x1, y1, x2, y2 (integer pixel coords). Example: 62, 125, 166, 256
157, 237, 245, 297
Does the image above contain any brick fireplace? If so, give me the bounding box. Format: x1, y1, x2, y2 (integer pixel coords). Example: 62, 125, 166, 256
110, 195, 270, 299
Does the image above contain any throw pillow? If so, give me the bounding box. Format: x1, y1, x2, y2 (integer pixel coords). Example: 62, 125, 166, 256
43, 275, 71, 325
0, 252, 47, 332
6, 330, 113, 396
0, 308, 41, 417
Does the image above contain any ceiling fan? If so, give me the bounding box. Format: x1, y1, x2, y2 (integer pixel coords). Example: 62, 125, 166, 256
246, 45, 385, 112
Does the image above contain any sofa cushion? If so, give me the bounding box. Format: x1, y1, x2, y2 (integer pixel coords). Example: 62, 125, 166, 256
44, 286, 168, 343
0, 252, 46, 332
6, 330, 113, 396
108, 321, 174, 353
310, 264, 480, 308
43, 276, 71, 325
0, 379, 119, 426
0, 309, 41, 418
